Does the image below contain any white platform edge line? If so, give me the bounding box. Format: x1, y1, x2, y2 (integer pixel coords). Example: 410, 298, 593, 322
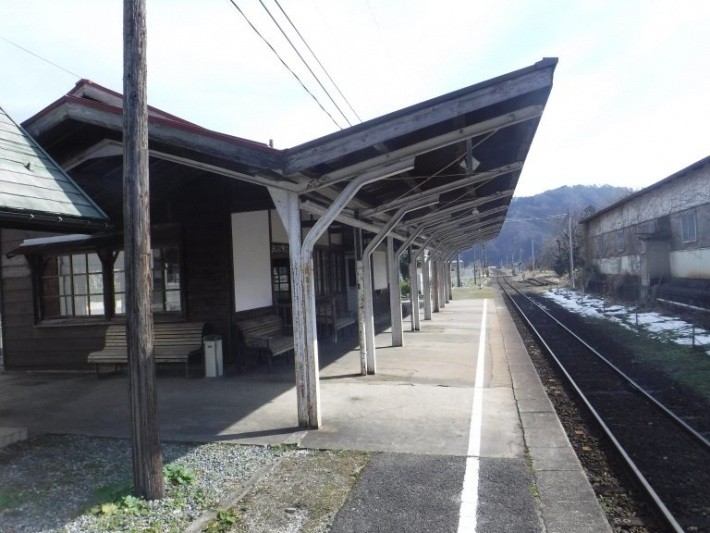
458, 298, 488, 533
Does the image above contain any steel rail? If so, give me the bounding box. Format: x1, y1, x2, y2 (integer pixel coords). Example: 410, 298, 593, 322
498, 275, 684, 533
505, 277, 710, 451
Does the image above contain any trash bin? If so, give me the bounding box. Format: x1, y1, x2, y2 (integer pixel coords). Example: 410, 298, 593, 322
203, 334, 223, 377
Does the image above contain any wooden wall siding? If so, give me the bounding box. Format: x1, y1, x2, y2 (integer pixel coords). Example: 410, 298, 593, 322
1, 228, 107, 369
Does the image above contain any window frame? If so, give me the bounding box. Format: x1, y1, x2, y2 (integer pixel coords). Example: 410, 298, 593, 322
615, 228, 625, 252
680, 210, 697, 243
40, 252, 106, 319
35, 232, 184, 324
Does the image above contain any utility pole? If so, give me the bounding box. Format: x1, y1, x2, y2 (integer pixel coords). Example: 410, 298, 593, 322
531, 236, 535, 272
568, 212, 575, 289
123, 0, 164, 500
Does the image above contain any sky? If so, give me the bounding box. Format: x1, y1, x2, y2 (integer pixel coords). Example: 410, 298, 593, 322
1, 0, 709, 197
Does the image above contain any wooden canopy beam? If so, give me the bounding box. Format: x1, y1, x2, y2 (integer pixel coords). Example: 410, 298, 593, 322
359, 163, 521, 218
298, 106, 543, 191
284, 61, 555, 174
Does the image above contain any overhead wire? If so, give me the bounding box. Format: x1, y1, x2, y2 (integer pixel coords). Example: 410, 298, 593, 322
272, 0, 362, 123
256, 0, 352, 127
0, 37, 80, 79
226, 0, 343, 130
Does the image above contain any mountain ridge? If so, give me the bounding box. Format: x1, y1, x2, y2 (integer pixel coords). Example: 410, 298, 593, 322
462, 184, 633, 267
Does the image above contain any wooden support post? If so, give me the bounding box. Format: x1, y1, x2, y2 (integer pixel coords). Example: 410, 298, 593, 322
456, 253, 462, 288
423, 253, 432, 320
123, 0, 164, 500
354, 227, 367, 375
388, 237, 403, 347
432, 260, 440, 312
444, 261, 451, 303
362, 251, 376, 374
409, 249, 420, 331
268, 188, 310, 427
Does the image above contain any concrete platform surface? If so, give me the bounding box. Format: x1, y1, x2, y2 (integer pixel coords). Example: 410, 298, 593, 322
0, 296, 611, 532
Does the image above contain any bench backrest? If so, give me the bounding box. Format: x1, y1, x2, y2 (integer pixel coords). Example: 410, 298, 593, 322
236, 315, 283, 339
102, 322, 205, 350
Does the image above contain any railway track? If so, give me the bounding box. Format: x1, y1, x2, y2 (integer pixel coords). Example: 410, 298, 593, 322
499, 275, 710, 532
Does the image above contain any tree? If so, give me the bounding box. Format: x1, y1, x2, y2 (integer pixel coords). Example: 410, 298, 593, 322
545, 206, 594, 276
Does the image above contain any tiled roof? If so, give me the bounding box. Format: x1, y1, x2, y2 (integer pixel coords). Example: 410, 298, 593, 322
0, 105, 107, 224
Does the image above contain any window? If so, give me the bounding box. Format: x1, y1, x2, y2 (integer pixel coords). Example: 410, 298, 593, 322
681, 210, 697, 243
615, 229, 625, 252
595, 235, 603, 255
41, 253, 104, 318
40, 244, 182, 320
643, 220, 656, 234
113, 246, 182, 314
272, 259, 290, 300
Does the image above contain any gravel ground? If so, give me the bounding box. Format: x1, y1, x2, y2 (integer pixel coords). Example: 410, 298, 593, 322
0, 435, 369, 533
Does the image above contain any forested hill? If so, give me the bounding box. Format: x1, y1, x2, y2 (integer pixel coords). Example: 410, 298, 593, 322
461, 184, 632, 267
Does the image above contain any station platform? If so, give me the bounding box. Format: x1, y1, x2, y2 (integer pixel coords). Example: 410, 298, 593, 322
0, 295, 610, 532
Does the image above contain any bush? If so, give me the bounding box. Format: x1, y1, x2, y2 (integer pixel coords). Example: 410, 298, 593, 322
400, 279, 411, 298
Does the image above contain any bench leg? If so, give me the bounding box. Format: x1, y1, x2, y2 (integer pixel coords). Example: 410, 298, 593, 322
267, 351, 273, 373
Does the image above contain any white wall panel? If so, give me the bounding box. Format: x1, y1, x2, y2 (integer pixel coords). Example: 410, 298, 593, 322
232, 211, 272, 311
670, 248, 710, 279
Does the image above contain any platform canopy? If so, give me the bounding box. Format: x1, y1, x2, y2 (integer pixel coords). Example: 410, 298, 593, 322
22, 58, 556, 253
0, 106, 107, 231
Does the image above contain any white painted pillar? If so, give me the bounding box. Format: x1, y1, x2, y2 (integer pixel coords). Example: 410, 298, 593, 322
268, 189, 314, 428
409, 249, 420, 331
448, 262, 454, 300
433, 260, 440, 312
388, 236, 403, 347
423, 253, 432, 320
354, 227, 367, 375
362, 249, 376, 374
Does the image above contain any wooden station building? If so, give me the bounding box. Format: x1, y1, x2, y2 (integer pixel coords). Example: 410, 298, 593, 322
1, 59, 557, 427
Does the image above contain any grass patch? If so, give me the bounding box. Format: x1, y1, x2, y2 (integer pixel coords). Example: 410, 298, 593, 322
0, 489, 25, 510
452, 286, 495, 300
582, 315, 710, 401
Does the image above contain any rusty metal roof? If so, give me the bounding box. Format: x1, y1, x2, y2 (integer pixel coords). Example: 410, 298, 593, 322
0, 105, 107, 230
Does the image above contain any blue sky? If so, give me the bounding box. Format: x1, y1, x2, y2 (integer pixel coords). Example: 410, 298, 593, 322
1, 0, 708, 196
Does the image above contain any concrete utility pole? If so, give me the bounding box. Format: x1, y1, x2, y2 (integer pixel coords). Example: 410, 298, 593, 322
123, 0, 164, 499
568, 212, 575, 289
531, 237, 535, 272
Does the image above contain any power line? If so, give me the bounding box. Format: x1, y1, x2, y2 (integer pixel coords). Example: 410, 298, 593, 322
226, 0, 343, 130
272, 0, 362, 123
257, 0, 352, 126
1, 37, 81, 79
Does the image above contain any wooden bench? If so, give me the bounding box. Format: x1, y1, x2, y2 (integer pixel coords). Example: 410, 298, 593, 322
318, 298, 357, 343
234, 314, 294, 371
87, 322, 206, 378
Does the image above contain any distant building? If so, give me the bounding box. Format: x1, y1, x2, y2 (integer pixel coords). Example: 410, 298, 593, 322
581, 156, 710, 305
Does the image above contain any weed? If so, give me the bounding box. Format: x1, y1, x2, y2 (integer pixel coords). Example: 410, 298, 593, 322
0, 489, 25, 510
164, 464, 196, 486
203, 508, 241, 532
528, 484, 539, 498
